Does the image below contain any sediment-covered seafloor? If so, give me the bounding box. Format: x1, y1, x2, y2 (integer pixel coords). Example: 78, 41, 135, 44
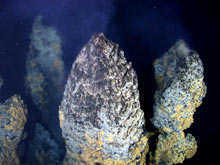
59, 33, 148, 164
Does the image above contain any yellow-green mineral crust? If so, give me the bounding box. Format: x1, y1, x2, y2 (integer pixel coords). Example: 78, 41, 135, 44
59, 33, 148, 165
150, 132, 197, 164
0, 95, 27, 165
150, 40, 206, 164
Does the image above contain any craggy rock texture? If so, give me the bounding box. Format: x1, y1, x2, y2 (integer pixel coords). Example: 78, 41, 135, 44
59, 33, 148, 164
0, 95, 27, 165
150, 40, 206, 164
152, 40, 206, 133
0, 75, 3, 90
150, 132, 197, 164
24, 123, 62, 165
25, 15, 65, 143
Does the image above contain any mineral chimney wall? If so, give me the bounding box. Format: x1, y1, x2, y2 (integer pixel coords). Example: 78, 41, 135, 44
59, 33, 148, 164
150, 40, 207, 164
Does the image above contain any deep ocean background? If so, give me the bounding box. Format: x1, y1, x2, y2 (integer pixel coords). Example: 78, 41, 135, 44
0, 0, 218, 164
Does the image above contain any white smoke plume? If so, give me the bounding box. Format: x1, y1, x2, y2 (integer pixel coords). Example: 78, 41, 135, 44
25, 15, 65, 145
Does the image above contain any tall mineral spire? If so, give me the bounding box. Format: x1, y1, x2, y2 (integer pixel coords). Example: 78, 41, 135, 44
152, 40, 207, 133
59, 33, 148, 164
150, 40, 207, 164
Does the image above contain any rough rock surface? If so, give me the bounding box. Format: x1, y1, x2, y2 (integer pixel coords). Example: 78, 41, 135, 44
24, 123, 62, 165
150, 40, 206, 164
152, 40, 207, 133
150, 132, 197, 164
0, 95, 27, 165
59, 33, 148, 164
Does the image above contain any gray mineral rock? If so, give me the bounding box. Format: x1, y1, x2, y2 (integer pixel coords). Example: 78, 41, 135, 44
152, 40, 207, 133
59, 33, 148, 164
150, 40, 206, 164
0, 95, 27, 165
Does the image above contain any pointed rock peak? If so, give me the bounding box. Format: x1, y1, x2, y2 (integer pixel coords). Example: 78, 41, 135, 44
75, 33, 126, 65
60, 33, 147, 164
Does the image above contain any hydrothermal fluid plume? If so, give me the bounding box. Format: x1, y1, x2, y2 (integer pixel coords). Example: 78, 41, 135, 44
149, 40, 207, 164
25, 15, 65, 143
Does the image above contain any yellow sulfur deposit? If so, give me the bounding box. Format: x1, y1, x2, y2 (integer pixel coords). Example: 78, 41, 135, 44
150, 40, 206, 164
149, 132, 197, 164
0, 95, 27, 165
63, 132, 149, 165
